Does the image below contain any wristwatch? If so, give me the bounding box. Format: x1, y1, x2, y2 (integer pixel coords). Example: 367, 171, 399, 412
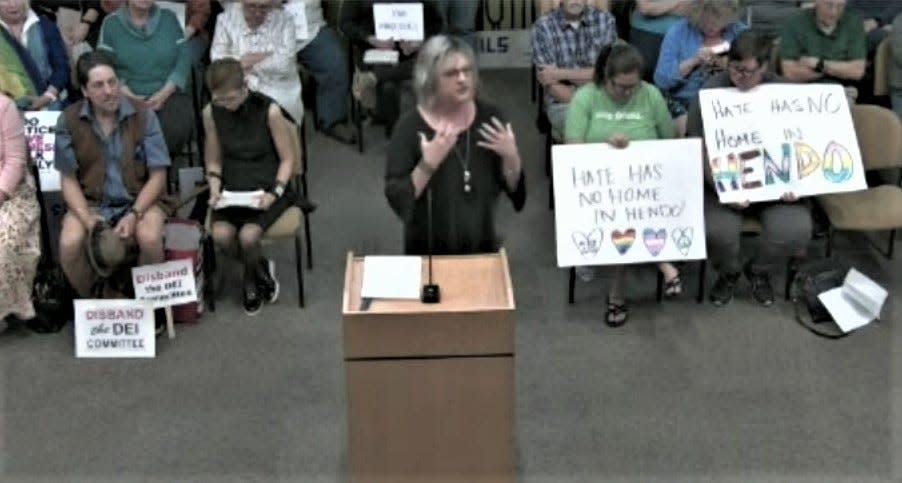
815, 58, 825, 73
270, 182, 286, 199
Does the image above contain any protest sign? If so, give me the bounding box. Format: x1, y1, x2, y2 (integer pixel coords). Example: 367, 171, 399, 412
132, 259, 198, 309
373, 3, 424, 41
74, 299, 155, 358
24, 111, 61, 191
698, 83, 866, 203
552, 139, 707, 267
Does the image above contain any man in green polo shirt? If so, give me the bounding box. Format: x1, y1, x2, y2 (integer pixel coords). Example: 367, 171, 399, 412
780, 0, 866, 88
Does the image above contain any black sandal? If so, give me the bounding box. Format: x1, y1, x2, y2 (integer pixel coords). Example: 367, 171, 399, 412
664, 272, 683, 298
605, 297, 629, 327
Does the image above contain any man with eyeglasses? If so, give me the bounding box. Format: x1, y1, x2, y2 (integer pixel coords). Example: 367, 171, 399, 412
211, 0, 304, 125
687, 30, 813, 308
780, 0, 866, 97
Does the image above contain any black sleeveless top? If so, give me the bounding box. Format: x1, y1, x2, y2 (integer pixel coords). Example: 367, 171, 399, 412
211, 91, 279, 192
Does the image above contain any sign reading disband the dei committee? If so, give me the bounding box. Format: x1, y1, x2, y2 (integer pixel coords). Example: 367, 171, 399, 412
75, 299, 155, 358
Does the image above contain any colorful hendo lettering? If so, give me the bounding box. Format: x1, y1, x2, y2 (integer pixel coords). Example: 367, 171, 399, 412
797, 141, 854, 183
710, 141, 854, 192
711, 153, 740, 192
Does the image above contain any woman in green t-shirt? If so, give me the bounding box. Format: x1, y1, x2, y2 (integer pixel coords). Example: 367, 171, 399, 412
564, 42, 682, 327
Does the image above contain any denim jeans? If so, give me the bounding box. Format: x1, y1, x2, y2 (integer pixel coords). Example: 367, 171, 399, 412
296, 26, 351, 128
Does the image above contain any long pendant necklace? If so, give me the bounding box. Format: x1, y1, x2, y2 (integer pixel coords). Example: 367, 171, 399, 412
453, 128, 472, 193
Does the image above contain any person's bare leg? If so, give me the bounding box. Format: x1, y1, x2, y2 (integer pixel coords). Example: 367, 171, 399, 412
134, 206, 166, 265
59, 212, 93, 297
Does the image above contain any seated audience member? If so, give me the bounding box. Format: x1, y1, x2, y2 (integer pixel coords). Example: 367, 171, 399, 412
891, 12, 902, 119
436, 0, 478, 48
654, 0, 745, 137
566, 42, 681, 326
99, 0, 211, 65
202, 58, 291, 316
687, 31, 812, 307
32, 1, 117, 49
283, 0, 357, 144
385, 35, 526, 255
740, 0, 804, 43
779, 0, 866, 92
0, 0, 70, 110
630, 0, 690, 81
846, 0, 901, 55
531, 0, 618, 139
98, 0, 194, 155
0, 94, 41, 323
53, 51, 170, 299
340, 0, 443, 137
211, 0, 303, 124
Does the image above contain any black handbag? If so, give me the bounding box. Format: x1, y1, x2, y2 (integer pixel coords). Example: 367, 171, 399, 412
789, 258, 854, 339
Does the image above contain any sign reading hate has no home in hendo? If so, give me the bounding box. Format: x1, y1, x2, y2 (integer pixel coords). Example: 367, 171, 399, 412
552, 139, 707, 267
699, 83, 866, 204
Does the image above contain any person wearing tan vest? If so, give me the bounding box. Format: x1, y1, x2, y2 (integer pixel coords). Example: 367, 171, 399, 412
52, 51, 170, 297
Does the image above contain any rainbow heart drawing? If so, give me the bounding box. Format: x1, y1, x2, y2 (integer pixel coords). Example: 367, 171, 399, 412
611, 228, 636, 255
643, 228, 667, 256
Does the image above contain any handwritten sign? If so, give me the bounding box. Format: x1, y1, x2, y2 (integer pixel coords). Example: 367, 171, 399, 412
373, 3, 424, 41
131, 259, 198, 309
24, 111, 61, 191
699, 83, 866, 203
74, 299, 155, 358
552, 139, 707, 267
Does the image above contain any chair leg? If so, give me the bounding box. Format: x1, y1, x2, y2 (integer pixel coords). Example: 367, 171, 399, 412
567, 267, 575, 304
886, 229, 897, 259
295, 234, 305, 308
826, 227, 834, 257
354, 99, 364, 153
656, 269, 664, 303
304, 216, 313, 270
696, 260, 706, 304
203, 236, 217, 313
784, 258, 797, 301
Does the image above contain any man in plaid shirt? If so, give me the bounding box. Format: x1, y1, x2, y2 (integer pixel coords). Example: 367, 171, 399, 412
531, 0, 618, 138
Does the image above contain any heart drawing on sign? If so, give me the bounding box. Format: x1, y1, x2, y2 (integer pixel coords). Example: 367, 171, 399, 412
643, 228, 667, 256
671, 227, 694, 256
611, 228, 636, 255
571, 228, 603, 258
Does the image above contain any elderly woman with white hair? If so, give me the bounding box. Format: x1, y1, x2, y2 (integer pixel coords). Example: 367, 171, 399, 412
384, 34, 526, 255
0, 0, 70, 110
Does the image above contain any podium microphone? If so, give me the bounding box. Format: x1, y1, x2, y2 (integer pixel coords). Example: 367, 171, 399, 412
421, 188, 440, 303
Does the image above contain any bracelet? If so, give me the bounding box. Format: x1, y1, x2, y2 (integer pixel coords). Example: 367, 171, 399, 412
271, 181, 286, 198
130, 206, 144, 220
206, 171, 222, 180
80, 19, 93, 25
416, 159, 436, 176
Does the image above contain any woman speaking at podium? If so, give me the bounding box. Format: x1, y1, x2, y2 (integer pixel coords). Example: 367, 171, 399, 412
384, 35, 526, 255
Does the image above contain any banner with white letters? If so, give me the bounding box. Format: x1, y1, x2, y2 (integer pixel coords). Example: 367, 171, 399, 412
552, 139, 707, 267
699, 83, 866, 203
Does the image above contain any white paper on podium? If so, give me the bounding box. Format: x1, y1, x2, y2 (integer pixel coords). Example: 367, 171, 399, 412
215, 190, 264, 210
360, 256, 421, 300
817, 268, 887, 333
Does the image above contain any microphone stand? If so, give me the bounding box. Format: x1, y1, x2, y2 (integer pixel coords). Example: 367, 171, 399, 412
421, 188, 440, 303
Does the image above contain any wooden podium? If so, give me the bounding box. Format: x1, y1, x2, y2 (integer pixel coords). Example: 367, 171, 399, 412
342, 250, 516, 483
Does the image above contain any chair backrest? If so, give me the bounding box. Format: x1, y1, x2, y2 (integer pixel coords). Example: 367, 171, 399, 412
851, 104, 902, 171
537, 0, 609, 17
873, 37, 890, 97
